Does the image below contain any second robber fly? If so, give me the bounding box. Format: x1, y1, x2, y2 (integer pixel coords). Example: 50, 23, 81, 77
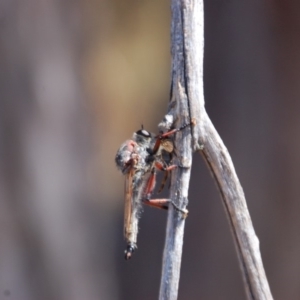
115, 121, 192, 260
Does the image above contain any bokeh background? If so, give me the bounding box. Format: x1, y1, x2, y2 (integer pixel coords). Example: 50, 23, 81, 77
1, 0, 300, 299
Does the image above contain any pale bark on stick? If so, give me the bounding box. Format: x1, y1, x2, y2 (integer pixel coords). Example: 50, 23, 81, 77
159, 0, 273, 299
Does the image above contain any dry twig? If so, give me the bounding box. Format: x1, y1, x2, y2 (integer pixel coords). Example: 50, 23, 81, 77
159, 1, 273, 299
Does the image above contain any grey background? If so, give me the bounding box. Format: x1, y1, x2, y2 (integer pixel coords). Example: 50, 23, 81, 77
0, 0, 299, 299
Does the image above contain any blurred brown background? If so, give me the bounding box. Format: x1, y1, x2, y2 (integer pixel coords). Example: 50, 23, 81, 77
0, 0, 299, 299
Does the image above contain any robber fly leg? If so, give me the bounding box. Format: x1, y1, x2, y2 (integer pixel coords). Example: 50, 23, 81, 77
158, 119, 196, 139
143, 167, 169, 209
154, 161, 174, 193
170, 201, 189, 218
143, 167, 157, 200
158, 170, 168, 193
143, 162, 177, 199
155, 161, 177, 172
151, 120, 195, 155
143, 198, 170, 210
143, 197, 188, 218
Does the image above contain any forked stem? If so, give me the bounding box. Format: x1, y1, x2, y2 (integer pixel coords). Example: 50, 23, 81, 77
159, 0, 273, 299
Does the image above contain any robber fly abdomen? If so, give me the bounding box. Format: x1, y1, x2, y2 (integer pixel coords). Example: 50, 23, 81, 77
115, 122, 193, 260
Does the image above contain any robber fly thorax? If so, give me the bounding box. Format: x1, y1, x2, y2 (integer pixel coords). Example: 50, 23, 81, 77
115, 122, 192, 260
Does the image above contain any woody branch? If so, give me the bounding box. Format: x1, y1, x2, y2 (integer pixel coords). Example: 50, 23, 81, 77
159, 0, 273, 300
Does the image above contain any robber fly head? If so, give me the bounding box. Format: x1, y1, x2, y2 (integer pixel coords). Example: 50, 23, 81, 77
115, 127, 152, 175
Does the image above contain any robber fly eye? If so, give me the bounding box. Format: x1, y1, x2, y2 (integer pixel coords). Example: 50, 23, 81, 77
136, 129, 151, 138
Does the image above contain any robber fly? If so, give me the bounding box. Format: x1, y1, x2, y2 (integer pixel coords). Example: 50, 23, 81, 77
115, 122, 191, 260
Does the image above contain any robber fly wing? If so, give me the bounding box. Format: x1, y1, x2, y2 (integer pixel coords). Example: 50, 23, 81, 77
124, 166, 150, 257
124, 168, 134, 240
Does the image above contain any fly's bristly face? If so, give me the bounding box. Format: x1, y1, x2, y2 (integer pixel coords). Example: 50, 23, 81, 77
115, 128, 153, 174
115, 140, 139, 174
